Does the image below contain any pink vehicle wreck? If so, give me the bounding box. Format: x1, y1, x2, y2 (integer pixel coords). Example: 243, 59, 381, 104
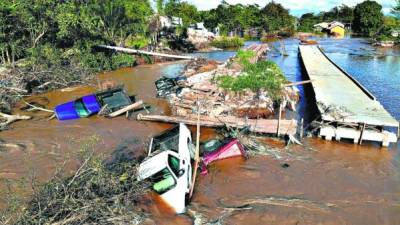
201, 139, 247, 175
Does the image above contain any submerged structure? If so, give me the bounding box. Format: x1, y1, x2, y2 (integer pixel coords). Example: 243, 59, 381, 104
299, 45, 399, 147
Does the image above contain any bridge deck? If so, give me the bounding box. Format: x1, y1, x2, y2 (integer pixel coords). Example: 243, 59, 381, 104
299, 45, 398, 128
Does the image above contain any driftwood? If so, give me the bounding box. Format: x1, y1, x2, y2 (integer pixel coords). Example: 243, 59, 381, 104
218, 196, 336, 213
22, 99, 54, 113
97, 45, 195, 60
137, 114, 297, 135
108, 101, 144, 118
0, 112, 31, 127
189, 101, 201, 199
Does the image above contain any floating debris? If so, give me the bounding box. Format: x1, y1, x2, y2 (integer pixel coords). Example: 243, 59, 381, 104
218, 195, 337, 213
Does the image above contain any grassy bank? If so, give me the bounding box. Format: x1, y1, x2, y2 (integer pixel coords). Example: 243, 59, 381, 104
211, 36, 244, 49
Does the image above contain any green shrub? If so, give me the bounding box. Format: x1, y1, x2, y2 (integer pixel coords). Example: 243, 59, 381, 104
211, 36, 244, 49
111, 54, 136, 69
376, 35, 395, 42
26, 44, 64, 68
126, 36, 149, 49
217, 60, 286, 101
236, 50, 256, 66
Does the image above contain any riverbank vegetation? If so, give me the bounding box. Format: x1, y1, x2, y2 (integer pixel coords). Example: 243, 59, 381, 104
0, 0, 153, 113
199, 2, 295, 38
210, 36, 244, 49
164, 0, 399, 43
297, 0, 400, 43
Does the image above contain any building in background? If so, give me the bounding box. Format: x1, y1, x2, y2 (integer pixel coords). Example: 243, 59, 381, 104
159, 16, 183, 29
314, 21, 345, 38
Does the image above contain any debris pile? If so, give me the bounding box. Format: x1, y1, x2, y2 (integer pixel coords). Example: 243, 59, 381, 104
13, 145, 149, 225
173, 44, 298, 119
150, 44, 300, 134
0, 65, 94, 130
0, 65, 92, 114
183, 58, 220, 77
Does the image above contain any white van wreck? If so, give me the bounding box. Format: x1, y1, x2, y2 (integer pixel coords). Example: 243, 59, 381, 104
137, 123, 194, 214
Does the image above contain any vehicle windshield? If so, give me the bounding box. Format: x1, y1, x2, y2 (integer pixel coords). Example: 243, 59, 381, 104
74, 99, 90, 117
151, 126, 180, 153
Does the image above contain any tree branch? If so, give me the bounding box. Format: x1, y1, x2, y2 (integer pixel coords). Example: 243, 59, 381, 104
0, 112, 31, 128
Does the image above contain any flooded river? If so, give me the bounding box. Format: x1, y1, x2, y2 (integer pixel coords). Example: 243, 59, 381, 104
1, 38, 400, 224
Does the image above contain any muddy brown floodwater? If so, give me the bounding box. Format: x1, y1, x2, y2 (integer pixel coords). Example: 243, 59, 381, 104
1, 61, 400, 224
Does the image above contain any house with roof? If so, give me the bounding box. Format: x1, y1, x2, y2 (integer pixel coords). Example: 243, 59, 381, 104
314, 21, 345, 38
328, 21, 345, 37
313, 22, 330, 32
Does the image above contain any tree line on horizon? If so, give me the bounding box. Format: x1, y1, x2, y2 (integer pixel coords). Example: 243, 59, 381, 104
1, 0, 399, 69
160, 0, 400, 38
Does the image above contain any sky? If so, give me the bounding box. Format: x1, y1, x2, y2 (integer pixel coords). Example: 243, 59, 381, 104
186, 0, 396, 16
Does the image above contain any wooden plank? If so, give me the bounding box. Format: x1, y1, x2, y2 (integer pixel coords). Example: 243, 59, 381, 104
283, 80, 314, 87
108, 101, 143, 118
137, 114, 297, 135
358, 123, 366, 145
189, 100, 201, 199
277, 103, 282, 136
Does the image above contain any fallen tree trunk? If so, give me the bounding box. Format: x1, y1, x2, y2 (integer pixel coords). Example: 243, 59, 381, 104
0, 112, 31, 128
137, 114, 297, 135
97, 45, 196, 60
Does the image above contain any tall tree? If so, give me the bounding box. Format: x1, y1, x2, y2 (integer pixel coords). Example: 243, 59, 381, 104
0, 2, 26, 65
156, 0, 165, 15
298, 13, 321, 32
165, 0, 199, 26
393, 0, 400, 19
260, 2, 294, 32
353, 0, 384, 36
338, 4, 354, 24
19, 0, 59, 48
78, 0, 153, 46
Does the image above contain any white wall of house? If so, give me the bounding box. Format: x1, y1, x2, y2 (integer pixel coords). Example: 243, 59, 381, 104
187, 22, 215, 38
159, 16, 183, 29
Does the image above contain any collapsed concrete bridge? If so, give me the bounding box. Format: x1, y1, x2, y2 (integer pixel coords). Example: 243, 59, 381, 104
299, 45, 399, 147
